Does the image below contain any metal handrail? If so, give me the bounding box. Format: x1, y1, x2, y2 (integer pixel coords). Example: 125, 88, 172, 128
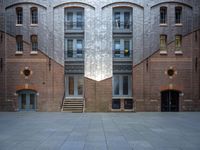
113, 49, 132, 58
64, 21, 84, 30
113, 21, 132, 31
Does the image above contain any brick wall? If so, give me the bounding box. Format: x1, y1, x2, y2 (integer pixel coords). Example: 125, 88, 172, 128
133, 30, 200, 112
84, 77, 112, 112
0, 32, 64, 111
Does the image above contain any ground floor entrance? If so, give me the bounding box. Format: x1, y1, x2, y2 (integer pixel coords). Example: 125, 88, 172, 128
161, 90, 179, 112
18, 90, 36, 111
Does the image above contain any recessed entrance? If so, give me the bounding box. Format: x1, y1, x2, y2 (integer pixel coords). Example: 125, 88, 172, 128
161, 90, 179, 112
18, 90, 36, 111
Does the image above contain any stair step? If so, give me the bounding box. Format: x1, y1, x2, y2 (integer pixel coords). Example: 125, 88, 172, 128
62, 99, 84, 113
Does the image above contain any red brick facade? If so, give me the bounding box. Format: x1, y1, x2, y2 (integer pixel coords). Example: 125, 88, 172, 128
133, 30, 200, 111
0, 32, 64, 111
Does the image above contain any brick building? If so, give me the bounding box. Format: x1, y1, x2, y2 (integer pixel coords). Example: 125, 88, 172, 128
0, 0, 200, 112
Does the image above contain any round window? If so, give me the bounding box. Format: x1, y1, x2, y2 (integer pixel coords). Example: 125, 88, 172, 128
167, 69, 174, 76
23, 69, 31, 76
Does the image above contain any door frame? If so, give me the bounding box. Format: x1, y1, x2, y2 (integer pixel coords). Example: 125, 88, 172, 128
161, 90, 180, 112
17, 90, 37, 111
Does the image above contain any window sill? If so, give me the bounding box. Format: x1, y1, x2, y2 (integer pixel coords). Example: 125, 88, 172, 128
175, 51, 183, 55
30, 51, 38, 55
15, 51, 23, 55
16, 24, 23, 27
160, 23, 167, 27
30, 24, 38, 27
175, 23, 183, 27
160, 51, 167, 55
112, 96, 133, 99
65, 97, 84, 99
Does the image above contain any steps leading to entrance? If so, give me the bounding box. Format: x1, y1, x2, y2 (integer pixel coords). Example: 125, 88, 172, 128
62, 99, 84, 113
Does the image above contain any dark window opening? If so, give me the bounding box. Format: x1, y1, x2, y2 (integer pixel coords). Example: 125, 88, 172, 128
160, 7, 167, 24
16, 35, 23, 51
16, 7, 23, 24
124, 99, 133, 109
175, 7, 182, 24
112, 99, 120, 109
31, 35, 38, 51
31, 7, 38, 24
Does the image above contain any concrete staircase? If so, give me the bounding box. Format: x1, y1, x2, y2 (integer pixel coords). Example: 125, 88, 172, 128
62, 99, 84, 113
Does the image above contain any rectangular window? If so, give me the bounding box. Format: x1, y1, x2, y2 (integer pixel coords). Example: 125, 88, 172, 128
114, 76, 120, 95
78, 76, 83, 95
31, 35, 38, 51
31, 7, 38, 24
160, 7, 167, 24
175, 7, 182, 24
68, 76, 74, 95
160, 35, 167, 50
123, 76, 128, 95
175, 35, 182, 50
67, 12, 73, 29
124, 40, 130, 57
113, 75, 132, 97
124, 99, 133, 109
16, 35, 23, 51
16, 7, 23, 24
114, 40, 120, 56
77, 12, 83, 28
76, 39, 83, 56
124, 12, 130, 29
112, 99, 120, 109
114, 12, 120, 28
67, 39, 73, 57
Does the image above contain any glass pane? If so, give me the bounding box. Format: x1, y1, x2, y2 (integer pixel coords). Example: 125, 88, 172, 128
175, 35, 181, 48
123, 76, 128, 95
124, 12, 130, 29
69, 76, 74, 95
114, 12, 120, 28
30, 94, 35, 109
124, 40, 130, 57
114, 76, 119, 95
77, 40, 83, 55
21, 94, 26, 110
78, 76, 83, 95
67, 12, 73, 29
67, 39, 73, 57
114, 40, 120, 50
77, 12, 83, 28
160, 35, 166, 49
175, 7, 181, 24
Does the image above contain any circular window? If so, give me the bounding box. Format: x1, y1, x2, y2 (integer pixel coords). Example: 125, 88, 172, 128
167, 69, 174, 76
23, 69, 31, 76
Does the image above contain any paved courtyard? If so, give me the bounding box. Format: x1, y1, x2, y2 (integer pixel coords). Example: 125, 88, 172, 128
0, 112, 200, 150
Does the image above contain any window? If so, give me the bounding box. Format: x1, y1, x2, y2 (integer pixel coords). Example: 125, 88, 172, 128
113, 8, 132, 30
16, 35, 23, 51
65, 38, 84, 58
65, 8, 84, 30
31, 35, 38, 51
76, 39, 83, 56
160, 35, 167, 50
175, 35, 182, 50
112, 99, 120, 109
77, 12, 83, 28
67, 39, 73, 57
31, 7, 38, 24
16, 7, 23, 25
66, 75, 84, 97
124, 99, 133, 109
113, 39, 131, 57
112, 75, 132, 96
160, 7, 167, 24
175, 7, 182, 24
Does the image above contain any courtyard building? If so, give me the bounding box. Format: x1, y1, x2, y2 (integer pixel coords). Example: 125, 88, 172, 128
0, 0, 200, 112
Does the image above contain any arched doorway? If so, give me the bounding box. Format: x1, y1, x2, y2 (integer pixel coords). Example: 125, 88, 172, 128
161, 90, 180, 112
17, 90, 37, 111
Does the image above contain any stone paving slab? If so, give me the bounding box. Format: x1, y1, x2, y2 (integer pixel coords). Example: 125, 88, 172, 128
0, 112, 200, 150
